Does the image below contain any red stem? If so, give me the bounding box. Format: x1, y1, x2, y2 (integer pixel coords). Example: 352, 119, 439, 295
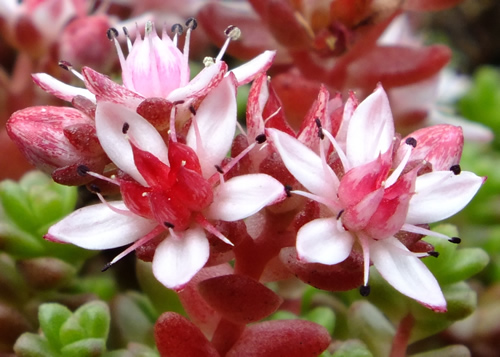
389, 313, 415, 357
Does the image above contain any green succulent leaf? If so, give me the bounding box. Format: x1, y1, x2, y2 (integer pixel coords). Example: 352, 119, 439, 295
38, 303, 72, 350
60, 338, 107, 357
13, 332, 59, 357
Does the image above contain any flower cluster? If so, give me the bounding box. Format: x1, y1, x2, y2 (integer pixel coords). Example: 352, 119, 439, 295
5, 14, 486, 356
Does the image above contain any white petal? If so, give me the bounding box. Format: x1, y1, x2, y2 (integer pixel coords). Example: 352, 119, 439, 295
32, 73, 96, 103
296, 218, 354, 265
167, 61, 225, 103
46, 202, 156, 250
229, 50, 276, 85
206, 174, 285, 221
267, 128, 339, 198
186, 74, 237, 178
406, 171, 484, 225
370, 237, 447, 311
95, 101, 169, 186
152, 226, 209, 290
346, 85, 394, 167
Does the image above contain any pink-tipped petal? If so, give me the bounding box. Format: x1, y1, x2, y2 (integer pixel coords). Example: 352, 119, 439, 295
82, 67, 144, 109
45, 202, 156, 249
296, 218, 354, 265
207, 174, 285, 221
406, 170, 484, 225
370, 237, 447, 312
152, 227, 210, 290
167, 61, 228, 103
346, 85, 394, 167
230, 50, 276, 86
95, 101, 169, 186
186, 74, 237, 178
32, 73, 96, 103
267, 128, 339, 198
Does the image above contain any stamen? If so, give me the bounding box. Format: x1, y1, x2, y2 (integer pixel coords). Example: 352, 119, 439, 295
58, 60, 85, 81
385, 140, 415, 188
164, 222, 175, 229
255, 133, 267, 144
284, 185, 292, 198
401, 223, 460, 244
171, 23, 183, 47
215, 25, 241, 62
185, 17, 198, 30
208, 140, 258, 186
359, 285, 371, 297
180, 19, 196, 85
336, 209, 344, 220
195, 214, 234, 246
321, 129, 350, 173
189, 105, 197, 116
95, 193, 136, 217
450, 164, 461, 175
77, 165, 90, 176
122, 26, 132, 52
291, 189, 341, 213
315, 118, 325, 140
405, 137, 417, 148
428, 251, 440, 258
106, 27, 119, 40
169, 105, 178, 142
358, 234, 371, 289
122, 122, 130, 134
215, 165, 224, 174
89, 183, 101, 193
102, 224, 165, 271
203, 57, 215, 67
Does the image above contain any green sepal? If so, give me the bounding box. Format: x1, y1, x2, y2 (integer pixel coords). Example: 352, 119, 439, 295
13, 332, 59, 357
60, 338, 106, 357
38, 303, 72, 350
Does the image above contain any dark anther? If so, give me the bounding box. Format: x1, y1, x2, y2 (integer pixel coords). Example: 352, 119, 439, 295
122, 26, 129, 36
255, 133, 267, 144
77, 165, 90, 176
450, 164, 461, 175
284, 185, 292, 197
215, 165, 224, 174
317, 127, 324, 140
89, 183, 101, 193
122, 122, 130, 134
164, 222, 175, 229
224, 25, 241, 40
173, 100, 185, 106
58, 60, 72, 71
189, 105, 196, 115
106, 27, 119, 40
359, 285, 371, 297
171, 23, 184, 35
336, 209, 345, 220
224, 25, 236, 36
314, 118, 322, 129
101, 262, 112, 272
449, 237, 462, 244
405, 137, 417, 148
428, 251, 440, 258
185, 17, 198, 30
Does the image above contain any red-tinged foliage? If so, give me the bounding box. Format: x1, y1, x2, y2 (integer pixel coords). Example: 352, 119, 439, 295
198, 274, 283, 324
136, 97, 173, 131
271, 70, 323, 130
404, 0, 464, 12
280, 247, 363, 291
225, 319, 331, 357
330, 0, 372, 28
347, 45, 452, 90
155, 312, 220, 357
198, 3, 283, 61
63, 123, 102, 156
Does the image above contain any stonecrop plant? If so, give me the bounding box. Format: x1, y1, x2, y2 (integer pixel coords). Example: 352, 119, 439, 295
0, 1, 496, 356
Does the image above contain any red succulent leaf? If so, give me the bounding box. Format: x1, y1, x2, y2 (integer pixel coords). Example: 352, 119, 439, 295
280, 247, 363, 291
136, 97, 173, 131
348, 45, 451, 90
197, 274, 283, 324
198, 3, 284, 61
226, 319, 331, 357
155, 312, 220, 357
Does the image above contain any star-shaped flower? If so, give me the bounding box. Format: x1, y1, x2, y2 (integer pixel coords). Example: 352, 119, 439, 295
267, 85, 485, 311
